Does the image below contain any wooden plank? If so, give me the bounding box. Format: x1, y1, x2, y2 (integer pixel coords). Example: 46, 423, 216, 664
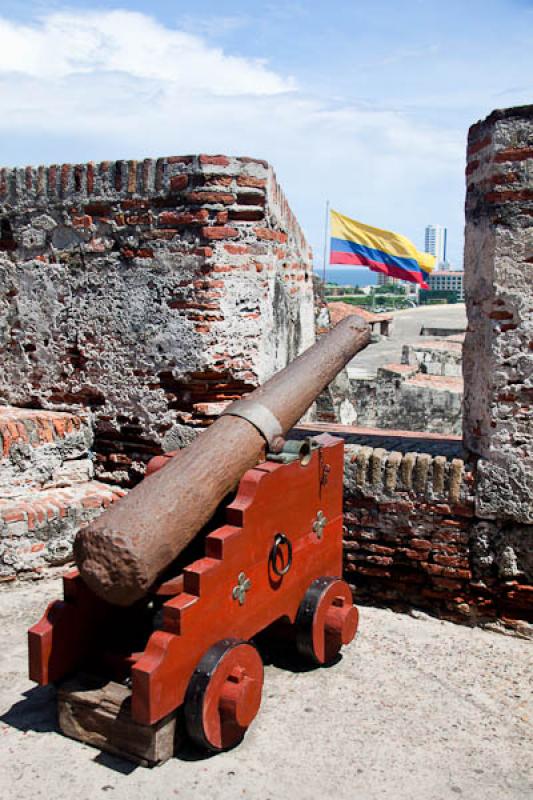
57, 676, 183, 767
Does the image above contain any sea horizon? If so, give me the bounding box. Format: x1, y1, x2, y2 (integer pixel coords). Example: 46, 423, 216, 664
313, 266, 378, 287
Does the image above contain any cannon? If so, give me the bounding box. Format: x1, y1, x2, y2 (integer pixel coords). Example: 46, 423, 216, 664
28, 315, 370, 765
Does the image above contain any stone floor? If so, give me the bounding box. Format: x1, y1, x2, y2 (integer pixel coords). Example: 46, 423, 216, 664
349, 303, 468, 375
0, 578, 531, 800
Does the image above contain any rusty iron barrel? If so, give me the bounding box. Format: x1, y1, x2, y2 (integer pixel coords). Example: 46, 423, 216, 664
74, 315, 371, 605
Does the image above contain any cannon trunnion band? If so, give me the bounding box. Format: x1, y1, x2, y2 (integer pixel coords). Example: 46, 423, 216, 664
221, 400, 283, 449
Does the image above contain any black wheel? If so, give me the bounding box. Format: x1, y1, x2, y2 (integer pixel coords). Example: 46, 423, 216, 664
184, 638, 264, 752
295, 577, 359, 665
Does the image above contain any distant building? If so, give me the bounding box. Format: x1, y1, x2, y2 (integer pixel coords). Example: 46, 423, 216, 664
427, 270, 464, 301
377, 273, 418, 296
424, 224, 447, 267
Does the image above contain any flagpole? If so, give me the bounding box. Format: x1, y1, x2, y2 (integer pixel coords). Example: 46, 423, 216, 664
322, 200, 330, 285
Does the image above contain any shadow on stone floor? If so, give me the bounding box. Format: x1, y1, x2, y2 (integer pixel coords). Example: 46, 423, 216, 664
0, 641, 341, 773
1, 684, 58, 734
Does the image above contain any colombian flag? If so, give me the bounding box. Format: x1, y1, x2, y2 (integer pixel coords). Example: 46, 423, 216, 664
330, 210, 435, 288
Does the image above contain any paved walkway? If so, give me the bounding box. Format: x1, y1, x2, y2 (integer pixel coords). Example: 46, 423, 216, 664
0, 578, 531, 800
350, 304, 467, 375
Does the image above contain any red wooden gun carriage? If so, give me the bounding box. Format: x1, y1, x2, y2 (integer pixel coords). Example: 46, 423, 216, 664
27, 316, 370, 764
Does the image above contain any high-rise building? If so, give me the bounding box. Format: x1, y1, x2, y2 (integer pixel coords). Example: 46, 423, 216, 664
424, 224, 447, 267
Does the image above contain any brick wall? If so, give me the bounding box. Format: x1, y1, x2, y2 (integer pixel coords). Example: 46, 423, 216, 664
0, 481, 126, 581
349, 363, 463, 435
463, 106, 533, 523
0, 154, 314, 484
0, 407, 92, 495
343, 442, 531, 629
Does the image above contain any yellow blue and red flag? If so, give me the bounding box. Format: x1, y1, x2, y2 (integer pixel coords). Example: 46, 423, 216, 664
330, 209, 435, 288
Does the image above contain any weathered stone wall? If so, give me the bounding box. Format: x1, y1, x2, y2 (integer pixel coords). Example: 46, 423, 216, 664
349, 362, 463, 435
402, 338, 463, 377
0, 407, 92, 496
0, 155, 314, 484
463, 106, 533, 523
343, 442, 532, 629
0, 406, 125, 581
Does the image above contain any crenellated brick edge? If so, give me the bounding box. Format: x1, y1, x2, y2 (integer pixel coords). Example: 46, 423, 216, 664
342, 444, 531, 633
0, 154, 310, 258
0, 481, 126, 580
0, 407, 88, 460
465, 109, 533, 217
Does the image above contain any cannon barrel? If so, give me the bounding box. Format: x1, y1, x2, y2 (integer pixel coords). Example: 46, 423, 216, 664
74, 315, 371, 606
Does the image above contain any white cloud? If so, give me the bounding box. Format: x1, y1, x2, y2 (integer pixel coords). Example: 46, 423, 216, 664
0, 9, 465, 263
0, 10, 294, 94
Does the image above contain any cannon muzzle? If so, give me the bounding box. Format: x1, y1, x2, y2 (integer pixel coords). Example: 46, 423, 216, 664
74, 315, 371, 605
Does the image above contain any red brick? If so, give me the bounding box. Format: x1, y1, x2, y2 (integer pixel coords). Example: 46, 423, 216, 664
85, 202, 112, 217
72, 215, 92, 228
485, 189, 533, 204
355, 565, 392, 578
468, 135, 491, 156
364, 544, 396, 556
48, 165, 57, 194
465, 159, 480, 175
398, 548, 426, 561
185, 191, 236, 205
229, 209, 265, 222
82, 497, 103, 509
127, 160, 137, 193
170, 174, 189, 192
167, 156, 193, 165
159, 210, 209, 227
410, 538, 432, 551
237, 175, 267, 189
120, 199, 150, 210
494, 146, 533, 163
144, 230, 178, 241
450, 503, 475, 518
201, 226, 239, 240
224, 243, 250, 255
60, 164, 70, 194
121, 247, 154, 260
194, 246, 213, 257
254, 228, 288, 243
236, 192, 265, 206
125, 212, 151, 225
433, 553, 469, 568
3, 509, 25, 523
199, 155, 230, 167
210, 264, 241, 273
203, 175, 234, 187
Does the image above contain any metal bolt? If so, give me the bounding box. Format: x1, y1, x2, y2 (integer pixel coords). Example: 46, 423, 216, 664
232, 572, 252, 605
313, 510, 327, 540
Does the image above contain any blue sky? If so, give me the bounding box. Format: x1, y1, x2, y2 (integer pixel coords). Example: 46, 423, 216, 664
0, 1, 531, 268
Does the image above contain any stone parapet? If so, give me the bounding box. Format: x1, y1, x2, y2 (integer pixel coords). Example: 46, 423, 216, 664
0, 407, 93, 497
348, 363, 463, 435
402, 338, 463, 377
340, 436, 531, 631
463, 105, 533, 523
0, 481, 125, 581
0, 154, 314, 485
